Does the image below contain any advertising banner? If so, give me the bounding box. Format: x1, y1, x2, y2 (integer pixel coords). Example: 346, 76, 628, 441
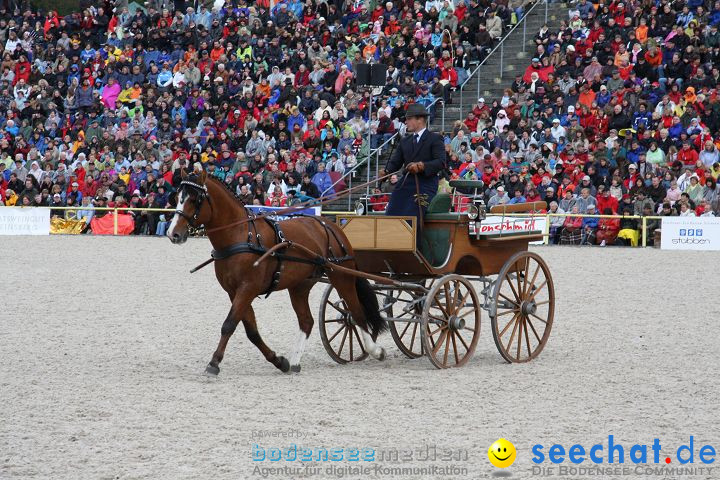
0, 207, 50, 235
474, 215, 547, 244
246, 205, 322, 220
661, 216, 720, 251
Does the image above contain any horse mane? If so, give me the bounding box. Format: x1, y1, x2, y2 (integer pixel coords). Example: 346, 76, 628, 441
204, 174, 251, 209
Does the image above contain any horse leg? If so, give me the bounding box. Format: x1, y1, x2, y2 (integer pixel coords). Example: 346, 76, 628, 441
287, 281, 316, 373
205, 305, 242, 376
329, 273, 387, 361
242, 305, 291, 373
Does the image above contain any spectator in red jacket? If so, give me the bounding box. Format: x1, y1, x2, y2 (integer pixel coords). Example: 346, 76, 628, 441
677, 142, 699, 167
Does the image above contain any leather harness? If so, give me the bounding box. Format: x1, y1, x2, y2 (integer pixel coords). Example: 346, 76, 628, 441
177, 178, 353, 298
210, 213, 353, 298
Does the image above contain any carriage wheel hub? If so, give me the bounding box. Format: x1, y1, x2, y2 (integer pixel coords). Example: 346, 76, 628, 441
521, 300, 537, 316
448, 316, 466, 331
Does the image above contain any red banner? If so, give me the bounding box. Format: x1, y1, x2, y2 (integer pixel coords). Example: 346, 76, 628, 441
90, 213, 134, 235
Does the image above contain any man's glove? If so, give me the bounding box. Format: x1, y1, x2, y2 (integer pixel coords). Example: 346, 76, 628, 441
406, 162, 425, 174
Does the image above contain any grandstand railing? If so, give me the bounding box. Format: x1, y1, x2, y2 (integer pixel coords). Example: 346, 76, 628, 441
457, 0, 549, 118
321, 97, 444, 210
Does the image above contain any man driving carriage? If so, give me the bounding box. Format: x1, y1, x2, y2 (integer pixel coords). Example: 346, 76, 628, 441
381, 103, 447, 226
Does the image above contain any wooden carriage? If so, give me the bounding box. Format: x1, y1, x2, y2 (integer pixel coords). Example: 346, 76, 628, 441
317, 180, 555, 369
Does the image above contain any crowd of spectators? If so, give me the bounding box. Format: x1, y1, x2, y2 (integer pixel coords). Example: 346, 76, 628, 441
0, 0, 529, 234
418, 0, 720, 246
2, 0, 720, 246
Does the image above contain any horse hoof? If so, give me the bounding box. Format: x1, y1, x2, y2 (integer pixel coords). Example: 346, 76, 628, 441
377, 348, 386, 361
277, 356, 290, 373
205, 364, 220, 375
290, 364, 301, 373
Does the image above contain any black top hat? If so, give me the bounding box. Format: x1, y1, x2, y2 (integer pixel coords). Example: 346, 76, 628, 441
405, 103, 430, 118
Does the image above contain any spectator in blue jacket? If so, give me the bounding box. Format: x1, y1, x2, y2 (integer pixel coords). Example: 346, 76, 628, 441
581, 204, 600, 245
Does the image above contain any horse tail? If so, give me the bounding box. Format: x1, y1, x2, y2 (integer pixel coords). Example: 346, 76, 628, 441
355, 278, 387, 338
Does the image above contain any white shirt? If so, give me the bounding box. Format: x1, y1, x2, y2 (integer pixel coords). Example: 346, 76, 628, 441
413, 128, 427, 143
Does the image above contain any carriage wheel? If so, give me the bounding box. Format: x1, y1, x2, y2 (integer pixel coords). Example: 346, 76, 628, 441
491, 251, 555, 363
421, 275, 481, 369
379, 288, 424, 359
318, 284, 369, 364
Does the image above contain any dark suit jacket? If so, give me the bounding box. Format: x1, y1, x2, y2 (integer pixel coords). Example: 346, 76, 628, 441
385, 129, 446, 177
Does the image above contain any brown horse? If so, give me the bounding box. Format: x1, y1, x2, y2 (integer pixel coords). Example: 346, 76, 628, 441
166, 171, 387, 374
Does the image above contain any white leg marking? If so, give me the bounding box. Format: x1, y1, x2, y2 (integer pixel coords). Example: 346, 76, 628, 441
359, 329, 384, 360
289, 329, 308, 366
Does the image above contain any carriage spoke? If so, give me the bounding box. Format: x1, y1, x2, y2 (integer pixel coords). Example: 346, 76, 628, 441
496, 308, 519, 317
429, 324, 446, 337
442, 330, 451, 366
515, 262, 523, 299
450, 281, 461, 315
505, 276, 522, 303
399, 321, 412, 339
505, 314, 520, 353
525, 280, 547, 302
455, 329, 470, 352
427, 324, 436, 349
327, 324, 347, 343
443, 283, 452, 313
498, 292, 520, 308
353, 326, 367, 356
428, 314, 449, 325
349, 326, 354, 359
337, 327, 349, 356
454, 307, 478, 319
526, 316, 542, 343
498, 312, 519, 338
451, 332, 460, 365
434, 300, 451, 320
432, 328, 448, 356
525, 263, 541, 297
409, 323, 419, 351
529, 312, 548, 324
520, 257, 529, 299
455, 288, 472, 316
328, 300, 349, 315
516, 315, 524, 360
524, 318, 532, 358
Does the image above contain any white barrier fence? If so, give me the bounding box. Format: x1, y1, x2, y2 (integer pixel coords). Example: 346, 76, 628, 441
660, 217, 720, 251
0, 207, 50, 235
2, 206, 720, 252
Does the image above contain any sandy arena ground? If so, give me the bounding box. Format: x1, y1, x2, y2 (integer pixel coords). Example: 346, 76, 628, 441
1, 236, 718, 480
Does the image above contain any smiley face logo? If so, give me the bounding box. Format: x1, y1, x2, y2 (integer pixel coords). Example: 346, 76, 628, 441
488, 438, 516, 468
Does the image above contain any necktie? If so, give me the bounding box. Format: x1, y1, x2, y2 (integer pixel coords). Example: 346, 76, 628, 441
415, 133, 421, 144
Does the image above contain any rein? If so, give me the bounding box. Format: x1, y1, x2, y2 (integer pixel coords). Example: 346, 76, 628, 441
202, 169, 400, 234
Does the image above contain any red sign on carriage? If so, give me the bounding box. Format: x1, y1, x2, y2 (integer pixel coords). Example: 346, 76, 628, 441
476, 216, 545, 236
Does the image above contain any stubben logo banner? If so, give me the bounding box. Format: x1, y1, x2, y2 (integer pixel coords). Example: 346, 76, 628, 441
661, 217, 720, 251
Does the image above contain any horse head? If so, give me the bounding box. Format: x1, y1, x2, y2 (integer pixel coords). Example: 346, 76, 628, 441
167, 169, 212, 244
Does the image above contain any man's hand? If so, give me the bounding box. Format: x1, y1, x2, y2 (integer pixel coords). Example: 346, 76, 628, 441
406, 162, 425, 174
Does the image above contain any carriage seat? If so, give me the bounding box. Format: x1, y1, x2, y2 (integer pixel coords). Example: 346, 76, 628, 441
424, 193, 461, 221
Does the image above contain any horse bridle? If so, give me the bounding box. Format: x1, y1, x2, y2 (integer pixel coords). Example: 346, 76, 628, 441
175, 180, 211, 228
